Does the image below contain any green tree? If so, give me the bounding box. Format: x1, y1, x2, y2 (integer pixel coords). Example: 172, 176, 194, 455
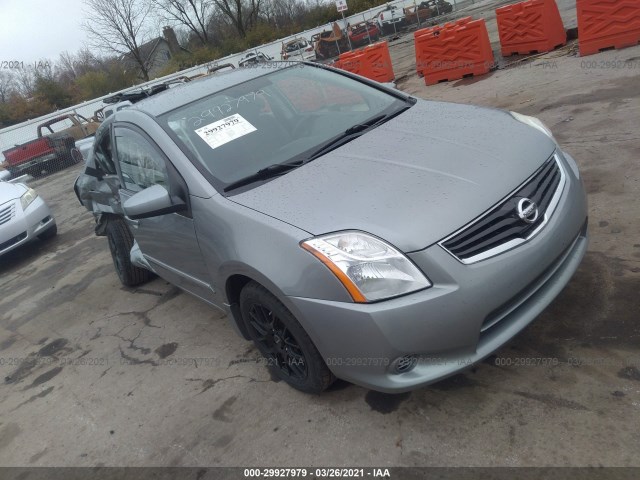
33, 72, 72, 110
75, 71, 112, 101
5, 93, 52, 124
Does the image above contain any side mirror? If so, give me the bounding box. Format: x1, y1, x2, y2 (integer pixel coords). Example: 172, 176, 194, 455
123, 184, 186, 220
0, 170, 10, 182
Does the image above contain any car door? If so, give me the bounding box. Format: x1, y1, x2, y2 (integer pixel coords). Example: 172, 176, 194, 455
112, 124, 216, 303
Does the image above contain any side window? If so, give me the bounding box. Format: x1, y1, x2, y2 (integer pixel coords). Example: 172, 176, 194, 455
114, 128, 169, 192
94, 129, 116, 175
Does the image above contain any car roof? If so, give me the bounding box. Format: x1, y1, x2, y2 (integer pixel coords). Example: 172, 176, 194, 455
130, 62, 300, 116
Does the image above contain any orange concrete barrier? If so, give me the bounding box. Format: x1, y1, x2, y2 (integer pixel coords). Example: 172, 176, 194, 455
496, 0, 566, 56
361, 42, 395, 82
333, 51, 366, 76
414, 17, 474, 74
577, 0, 640, 56
414, 17, 494, 85
334, 41, 395, 83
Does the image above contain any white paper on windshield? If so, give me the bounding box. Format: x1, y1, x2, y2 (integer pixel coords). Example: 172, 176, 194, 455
194, 113, 257, 150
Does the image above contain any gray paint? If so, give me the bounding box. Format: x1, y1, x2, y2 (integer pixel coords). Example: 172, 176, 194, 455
287, 159, 587, 391
230, 100, 557, 252
122, 184, 173, 218
75, 67, 588, 392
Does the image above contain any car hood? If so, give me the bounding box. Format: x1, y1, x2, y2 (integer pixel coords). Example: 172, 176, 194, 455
0, 182, 27, 204
230, 100, 557, 252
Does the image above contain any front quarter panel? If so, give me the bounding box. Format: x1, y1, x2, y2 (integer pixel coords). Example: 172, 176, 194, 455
191, 195, 354, 306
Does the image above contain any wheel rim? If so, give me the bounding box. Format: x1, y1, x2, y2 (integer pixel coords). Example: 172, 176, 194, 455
247, 303, 308, 381
108, 234, 125, 280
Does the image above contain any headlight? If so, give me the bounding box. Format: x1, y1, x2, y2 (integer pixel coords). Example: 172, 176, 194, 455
510, 111, 555, 139
20, 187, 38, 210
301, 231, 431, 303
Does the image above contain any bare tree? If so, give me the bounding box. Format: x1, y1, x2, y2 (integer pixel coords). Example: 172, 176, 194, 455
262, 0, 305, 28
174, 27, 192, 47
57, 49, 102, 84
0, 71, 16, 103
82, 0, 153, 81
57, 51, 79, 81
150, 0, 213, 45
14, 66, 36, 98
77, 48, 101, 72
213, 0, 263, 37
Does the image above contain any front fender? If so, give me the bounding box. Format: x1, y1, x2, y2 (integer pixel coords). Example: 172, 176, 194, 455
192, 195, 352, 303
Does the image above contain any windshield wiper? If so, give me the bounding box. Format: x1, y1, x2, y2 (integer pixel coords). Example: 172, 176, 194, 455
223, 104, 412, 192
308, 106, 412, 161
343, 114, 387, 135
223, 160, 304, 192
306, 131, 365, 162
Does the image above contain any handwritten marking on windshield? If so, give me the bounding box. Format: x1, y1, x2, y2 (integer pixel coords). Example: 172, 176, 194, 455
187, 90, 272, 128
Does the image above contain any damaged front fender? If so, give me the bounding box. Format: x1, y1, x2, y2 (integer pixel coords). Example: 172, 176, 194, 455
74, 150, 125, 236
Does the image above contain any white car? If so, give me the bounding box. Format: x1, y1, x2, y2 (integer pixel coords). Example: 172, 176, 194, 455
281, 38, 316, 61
0, 174, 57, 256
376, 5, 406, 34
239, 51, 273, 67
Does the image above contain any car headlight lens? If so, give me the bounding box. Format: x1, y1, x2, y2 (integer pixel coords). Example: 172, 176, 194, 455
510, 111, 555, 139
20, 187, 38, 210
301, 232, 431, 302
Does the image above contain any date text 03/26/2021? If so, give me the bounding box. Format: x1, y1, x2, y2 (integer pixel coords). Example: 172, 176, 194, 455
243, 468, 391, 478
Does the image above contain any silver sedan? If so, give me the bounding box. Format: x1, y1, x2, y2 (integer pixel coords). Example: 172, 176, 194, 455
76, 63, 587, 393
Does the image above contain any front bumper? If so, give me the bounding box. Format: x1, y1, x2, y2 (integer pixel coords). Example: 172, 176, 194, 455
287, 152, 588, 392
0, 196, 56, 256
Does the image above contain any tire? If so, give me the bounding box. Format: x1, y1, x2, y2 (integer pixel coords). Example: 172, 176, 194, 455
105, 220, 152, 287
239, 281, 335, 393
38, 224, 57, 240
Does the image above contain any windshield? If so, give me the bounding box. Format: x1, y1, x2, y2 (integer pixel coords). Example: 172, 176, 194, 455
160, 65, 407, 190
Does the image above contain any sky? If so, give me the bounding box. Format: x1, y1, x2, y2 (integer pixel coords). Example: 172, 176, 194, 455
0, 0, 90, 65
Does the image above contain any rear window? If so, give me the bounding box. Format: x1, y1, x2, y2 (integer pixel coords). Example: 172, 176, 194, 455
285, 41, 307, 52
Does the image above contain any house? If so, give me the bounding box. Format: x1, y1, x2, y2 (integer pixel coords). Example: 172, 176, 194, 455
122, 27, 188, 80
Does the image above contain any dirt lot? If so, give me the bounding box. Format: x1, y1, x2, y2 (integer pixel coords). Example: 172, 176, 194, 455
1, 0, 639, 468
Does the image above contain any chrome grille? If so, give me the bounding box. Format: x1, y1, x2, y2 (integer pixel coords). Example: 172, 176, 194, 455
0, 202, 16, 226
440, 153, 566, 264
